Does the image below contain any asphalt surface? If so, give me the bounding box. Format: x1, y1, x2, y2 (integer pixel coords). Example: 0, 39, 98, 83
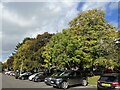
2, 73, 97, 90
0, 73, 2, 89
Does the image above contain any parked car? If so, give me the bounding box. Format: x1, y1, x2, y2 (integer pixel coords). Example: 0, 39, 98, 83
29, 72, 40, 81
14, 71, 24, 79
33, 72, 51, 82
97, 73, 120, 90
9, 71, 15, 76
50, 70, 88, 89
14, 71, 26, 79
44, 71, 64, 85
5, 71, 12, 75
104, 68, 114, 73
15, 73, 20, 79
18, 72, 32, 80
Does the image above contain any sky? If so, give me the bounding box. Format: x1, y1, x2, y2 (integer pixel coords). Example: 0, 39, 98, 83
0, 0, 119, 62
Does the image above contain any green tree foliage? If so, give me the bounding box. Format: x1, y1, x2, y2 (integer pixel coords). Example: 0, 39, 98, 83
6, 9, 118, 71
13, 32, 53, 71
113, 31, 120, 70
2, 62, 7, 71
6, 56, 14, 70
42, 9, 117, 70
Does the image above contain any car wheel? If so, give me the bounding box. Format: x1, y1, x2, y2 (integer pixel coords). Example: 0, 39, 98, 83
38, 79, 41, 82
82, 79, 88, 86
33, 79, 35, 82
53, 86, 58, 88
32, 78, 34, 81
21, 77, 24, 80
15, 77, 18, 79
61, 81, 69, 89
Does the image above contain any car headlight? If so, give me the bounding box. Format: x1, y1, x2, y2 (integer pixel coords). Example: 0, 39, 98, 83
56, 79, 62, 84
49, 78, 52, 80
44, 79, 47, 82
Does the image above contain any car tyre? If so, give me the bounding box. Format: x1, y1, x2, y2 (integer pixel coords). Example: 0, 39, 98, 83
82, 79, 88, 86
53, 86, 58, 88
61, 81, 69, 89
32, 78, 34, 81
21, 77, 24, 80
38, 79, 41, 82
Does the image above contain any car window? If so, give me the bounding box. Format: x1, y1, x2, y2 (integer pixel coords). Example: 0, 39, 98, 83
76, 71, 82, 77
43, 73, 46, 76
99, 76, 117, 82
69, 72, 76, 77
34, 73, 39, 75
51, 72, 61, 76
119, 75, 120, 81
38, 73, 43, 76
59, 71, 71, 77
51, 73, 57, 76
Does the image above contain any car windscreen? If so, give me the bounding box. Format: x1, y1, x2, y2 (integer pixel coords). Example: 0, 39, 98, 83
51, 72, 62, 77
37, 73, 43, 76
32, 73, 39, 76
99, 76, 118, 82
51, 73, 59, 77
59, 71, 71, 77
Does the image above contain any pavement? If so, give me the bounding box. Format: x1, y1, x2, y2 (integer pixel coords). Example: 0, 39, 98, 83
2, 73, 97, 90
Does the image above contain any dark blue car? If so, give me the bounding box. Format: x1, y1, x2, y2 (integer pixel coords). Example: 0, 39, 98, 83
97, 73, 120, 90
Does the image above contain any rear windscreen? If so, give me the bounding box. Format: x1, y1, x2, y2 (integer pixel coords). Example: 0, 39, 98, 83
99, 76, 118, 82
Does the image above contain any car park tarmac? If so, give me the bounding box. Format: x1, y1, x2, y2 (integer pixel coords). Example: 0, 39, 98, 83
2, 73, 96, 90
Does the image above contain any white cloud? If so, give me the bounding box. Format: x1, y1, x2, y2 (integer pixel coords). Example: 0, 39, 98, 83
84, 0, 119, 2
1, 2, 79, 62
1, 1, 118, 62
0, 2, 2, 62
81, 2, 109, 11
1, 0, 120, 2
3, 8, 36, 27
27, 2, 79, 37
0, 2, 3, 19
0, 2, 2, 32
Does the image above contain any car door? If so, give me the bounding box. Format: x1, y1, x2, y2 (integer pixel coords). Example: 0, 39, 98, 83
67, 71, 77, 85
41, 73, 46, 80
75, 71, 83, 84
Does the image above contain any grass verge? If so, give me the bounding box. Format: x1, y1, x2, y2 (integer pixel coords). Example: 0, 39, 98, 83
88, 75, 100, 86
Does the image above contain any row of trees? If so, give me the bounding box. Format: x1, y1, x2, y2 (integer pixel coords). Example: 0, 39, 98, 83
3, 9, 119, 72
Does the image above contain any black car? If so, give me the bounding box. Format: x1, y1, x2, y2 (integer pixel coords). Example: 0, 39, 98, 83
33, 72, 51, 82
44, 71, 64, 85
15, 72, 20, 79
18, 72, 32, 80
14, 71, 24, 79
97, 73, 120, 90
50, 70, 88, 89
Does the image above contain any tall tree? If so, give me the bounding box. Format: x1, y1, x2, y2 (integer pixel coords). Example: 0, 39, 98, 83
42, 9, 117, 70
6, 56, 14, 70
13, 32, 53, 71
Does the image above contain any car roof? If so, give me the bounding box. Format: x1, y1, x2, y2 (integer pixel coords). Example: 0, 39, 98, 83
101, 73, 120, 77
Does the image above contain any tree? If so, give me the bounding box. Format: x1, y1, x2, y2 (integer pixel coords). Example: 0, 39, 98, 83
6, 56, 14, 70
13, 32, 53, 71
113, 31, 120, 71
42, 9, 117, 70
